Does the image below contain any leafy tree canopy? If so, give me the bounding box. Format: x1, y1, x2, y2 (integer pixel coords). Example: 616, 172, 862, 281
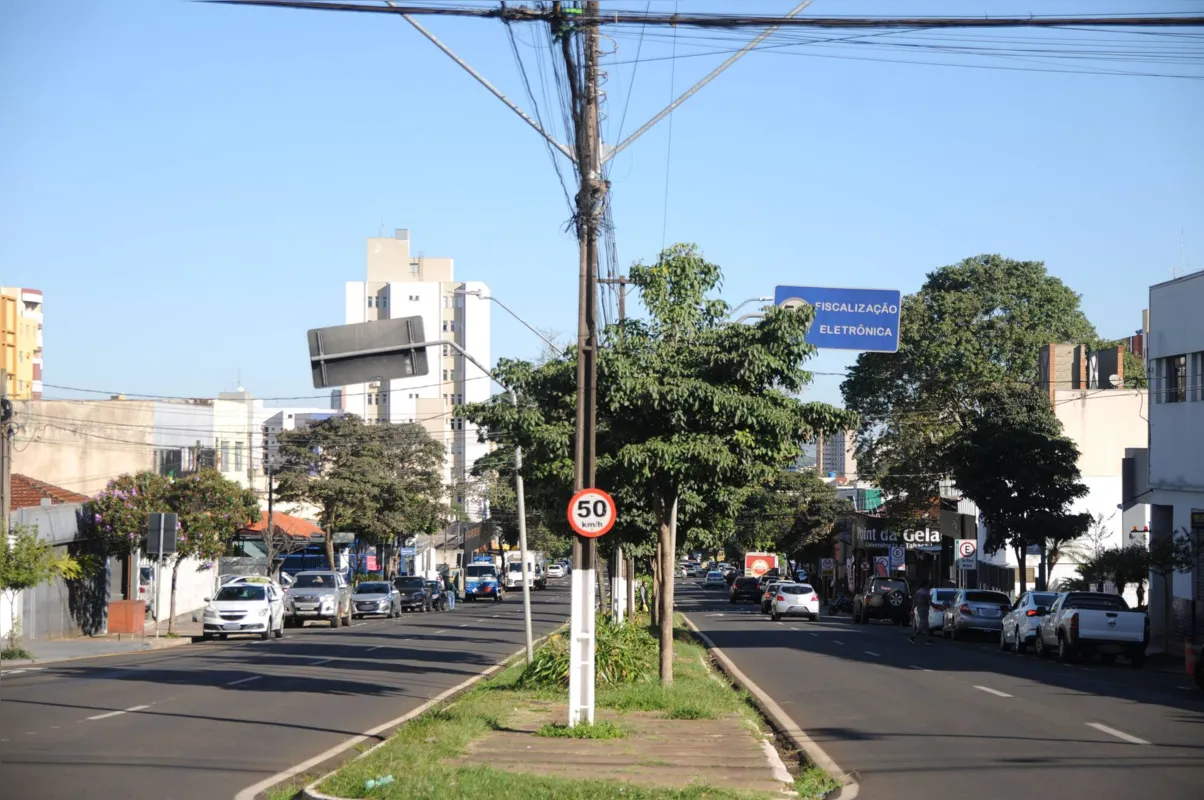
842, 254, 1098, 522
733, 470, 847, 559
87, 471, 174, 556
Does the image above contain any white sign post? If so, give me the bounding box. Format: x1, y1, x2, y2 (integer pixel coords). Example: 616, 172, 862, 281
956, 539, 977, 588
566, 488, 616, 727
889, 545, 905, 571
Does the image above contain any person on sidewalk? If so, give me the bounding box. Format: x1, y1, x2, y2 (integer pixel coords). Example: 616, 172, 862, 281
909, 579, 934, 644
443, 573, 456, 611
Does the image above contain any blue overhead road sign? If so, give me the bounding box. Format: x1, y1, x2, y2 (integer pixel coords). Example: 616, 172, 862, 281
773, 285, 901, 353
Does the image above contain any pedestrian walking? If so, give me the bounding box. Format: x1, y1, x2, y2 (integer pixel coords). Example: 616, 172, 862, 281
443, 572, 456, 611
909, 579, 934, 644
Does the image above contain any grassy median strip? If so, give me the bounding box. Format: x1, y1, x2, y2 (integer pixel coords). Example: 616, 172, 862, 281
313, 616, 832, 799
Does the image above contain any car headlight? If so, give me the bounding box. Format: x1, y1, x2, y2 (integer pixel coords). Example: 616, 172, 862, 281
320, 597, 334, 607
203, 606, 219, 619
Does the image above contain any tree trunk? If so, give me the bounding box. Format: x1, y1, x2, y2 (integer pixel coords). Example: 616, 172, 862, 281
648, 554, 660, 626
658, 495, 678, 685
1015, 545, 1028, 593
167, 556, 181, 634
323, 512, 337, 575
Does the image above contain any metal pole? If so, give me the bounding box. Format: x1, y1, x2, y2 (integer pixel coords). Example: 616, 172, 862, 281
512, 390, 534, 663
155, 515, 164, 639
266, 465, 274, 579
0, 368, 11, 540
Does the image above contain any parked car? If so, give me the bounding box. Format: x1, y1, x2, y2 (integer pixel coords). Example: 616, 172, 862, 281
704, 570, 727, 589
854, 577, 912, 626
682, 562, 701, 577
1196, 643, 1204, 690
426, 579, 447, 611
393, 575, 432, 612
942, 589, 1012, 639
923, 588, 960, 633
1000, 591, 1060, 653
203, 582, 284, 641
351, 580, 401, 619
285, 570, 353, 628
730, 576, 762, 604
760, 582, 786, 614
769, 582, 820, 622
1034, 591, 1149, 666
546, 563, 566, 579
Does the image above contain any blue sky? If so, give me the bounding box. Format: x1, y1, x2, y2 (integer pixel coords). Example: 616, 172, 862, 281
2, 1, 1201, 409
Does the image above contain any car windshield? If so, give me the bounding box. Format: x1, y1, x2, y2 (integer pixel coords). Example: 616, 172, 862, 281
780, 584, 812, 595
872, 580, 908, 593
1031, 592, 1059, 607
965, 591, 1010, 604
215, 585, 266, 602
735, 577, 759, 589
293, 574, 336, 588
466, 565, 496, 578
395, 577, 426, 589
357, 582, 390, 594
508, 563, 524, 572
932, 590, 958, 603
1064, 593, 1130, 611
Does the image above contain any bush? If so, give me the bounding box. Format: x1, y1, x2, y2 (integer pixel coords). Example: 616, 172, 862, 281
519, 615, 657, 688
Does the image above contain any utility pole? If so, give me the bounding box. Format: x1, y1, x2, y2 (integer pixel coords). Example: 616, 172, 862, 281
0, 369, 12, 539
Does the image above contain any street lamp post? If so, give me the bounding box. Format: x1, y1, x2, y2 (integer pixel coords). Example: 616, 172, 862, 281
727, 296, 773, 320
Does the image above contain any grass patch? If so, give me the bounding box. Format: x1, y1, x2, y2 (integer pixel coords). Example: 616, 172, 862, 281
535, 720, 626, 739
315, 615, 833, 800
794, 765, 842, 799
1, 646, 33, 661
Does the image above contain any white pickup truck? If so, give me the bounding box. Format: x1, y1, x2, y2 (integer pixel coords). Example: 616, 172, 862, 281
1034, 591, 1149, 667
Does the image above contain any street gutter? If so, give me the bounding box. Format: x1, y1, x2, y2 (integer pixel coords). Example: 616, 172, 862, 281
682, 614, 861, 800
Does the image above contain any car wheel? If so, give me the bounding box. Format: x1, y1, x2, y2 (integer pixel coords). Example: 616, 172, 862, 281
1015, 638, 1028, 655
331, 614, 340, 629
1035, 633, 1049, 658
274, 620, 284, 639
1057, 634, 1075, 663
1000, 630, 1009, 651
260, 627, 271, 641
771, 611, 781, 621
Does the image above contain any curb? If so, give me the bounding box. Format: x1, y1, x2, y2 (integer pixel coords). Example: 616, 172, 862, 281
239, 629, 560, 800
683, 615, 860, 800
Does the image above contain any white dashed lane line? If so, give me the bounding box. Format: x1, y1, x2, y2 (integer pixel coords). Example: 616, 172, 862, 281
225, 676, 261, 687
832, 640, 846, 646
1086, 722, 1150, 745
86, 704, 150, 721
864, 650, 881, 657
310, 658, 335, 666
974, 685, 1013, 698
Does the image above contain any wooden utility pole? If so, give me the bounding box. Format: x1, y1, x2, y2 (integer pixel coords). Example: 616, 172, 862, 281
0, 369, 12, 539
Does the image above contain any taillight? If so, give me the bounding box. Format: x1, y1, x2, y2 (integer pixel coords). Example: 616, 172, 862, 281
1025, 609, 1037, 617
1069, 613, 1079, 640
810, 595, 818, 603
776, 595, 785, 602
959, 604, 972, 615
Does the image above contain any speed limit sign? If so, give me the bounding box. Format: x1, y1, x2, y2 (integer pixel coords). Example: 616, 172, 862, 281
567, 488, 617, 538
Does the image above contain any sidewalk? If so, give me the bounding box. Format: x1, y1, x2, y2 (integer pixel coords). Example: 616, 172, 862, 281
1, 617, 202, 669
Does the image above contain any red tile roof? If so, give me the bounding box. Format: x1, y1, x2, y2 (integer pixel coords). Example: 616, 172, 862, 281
240, 511, 324, 540
10, 474, 90, 511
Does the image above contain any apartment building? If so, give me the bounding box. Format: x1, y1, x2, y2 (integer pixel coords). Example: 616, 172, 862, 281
818, 430, 857, 480
341, 229, 492, 519
1, 286, 44, 399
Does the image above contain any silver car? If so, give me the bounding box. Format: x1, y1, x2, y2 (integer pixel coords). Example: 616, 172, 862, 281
1000, 590, 1060, 653
351, 580, 401, 619
925, 588, 960, 633
285, 570, 352, 628
942, 589, 1012, 640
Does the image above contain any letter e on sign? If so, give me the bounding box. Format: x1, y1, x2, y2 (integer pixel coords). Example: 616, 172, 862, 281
567, 488, 617, 538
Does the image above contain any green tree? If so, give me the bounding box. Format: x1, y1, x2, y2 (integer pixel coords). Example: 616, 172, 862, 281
164, 470, 259, 633
1, 524, 81, 654
945, 385, 1091, 591
1148, 529, 1195, 651
842, 254, 1098, 524
464, 244, 854, 683
275, 415, 445, 575
86, 471, 174, 556
735, 470, 845, 560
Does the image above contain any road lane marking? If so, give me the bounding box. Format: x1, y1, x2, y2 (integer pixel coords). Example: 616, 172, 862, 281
459, 623, 470, 627
434, 629, 448, 634
908, 665, 932, 671
310, 658, 335, 666
832, 640, 846, 646
806, 632, 818, 636
87, 704, 150, 721
365, 646, 383, 652
974, 686, 1013, 698
788, 627, 799, 631
4, 670, 25, 675
1086, 723, 1150, 745
863, 650, 881, 657
226, 676, 261, 686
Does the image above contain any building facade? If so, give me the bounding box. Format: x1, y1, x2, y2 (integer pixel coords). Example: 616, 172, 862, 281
1135, 270, 1204, 655
341, 229, 492, 518
818, 430, 857, 479
1, 286, 43, 399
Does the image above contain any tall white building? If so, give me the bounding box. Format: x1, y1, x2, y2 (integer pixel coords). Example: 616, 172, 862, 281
342, 229, 492, 519
819, 430, 857, 480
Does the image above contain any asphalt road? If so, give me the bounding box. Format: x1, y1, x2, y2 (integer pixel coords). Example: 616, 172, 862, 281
679, 581, 1204, 800
0, 583, 570, 800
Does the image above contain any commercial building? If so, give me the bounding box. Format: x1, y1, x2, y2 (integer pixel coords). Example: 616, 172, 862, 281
341, 228, 492, 518
1126, 270, 1204, 656
1, 286, 44, 399
817, 430, 857, 480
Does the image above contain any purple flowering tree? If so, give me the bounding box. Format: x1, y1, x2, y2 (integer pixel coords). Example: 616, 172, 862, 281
85, 472, 173, 557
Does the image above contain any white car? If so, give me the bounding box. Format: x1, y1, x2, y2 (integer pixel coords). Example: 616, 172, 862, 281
218, 574, 290, 592
546, 563, 566, 579
704, 570, 727, 588
769, 582, 820, 622
202, 582, 285, 641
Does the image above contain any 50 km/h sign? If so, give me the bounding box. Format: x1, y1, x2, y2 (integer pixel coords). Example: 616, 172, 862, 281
567, 488, 617, 538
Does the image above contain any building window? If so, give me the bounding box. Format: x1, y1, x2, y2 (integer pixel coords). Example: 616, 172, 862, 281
442, 369, 449, 381
442, 344, 450, 357
456, 394, 463, 405
410, 261, 420, 276
442, 321, 448, 332
448, 320, 456, 332
1193, 352, 1204, 402
379, 295, 388, 308
367, 296, 375, 308
234, 441, 244, 471
367, 394, 374, 405
1164, 354, 1187, 403
220, 440, 230, 470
